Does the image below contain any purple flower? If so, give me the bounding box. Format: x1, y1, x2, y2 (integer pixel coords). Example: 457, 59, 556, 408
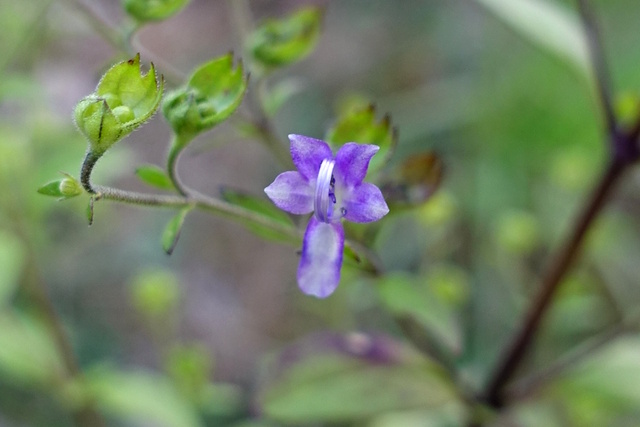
265, 134, 389, 298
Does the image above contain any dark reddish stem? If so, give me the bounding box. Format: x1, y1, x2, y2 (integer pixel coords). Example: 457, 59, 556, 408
483, 159, 625, 407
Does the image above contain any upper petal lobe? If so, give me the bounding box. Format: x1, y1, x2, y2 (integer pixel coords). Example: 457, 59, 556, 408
264, 171, 314, 215
289, 134, 333, 181
334, 143, 379, 188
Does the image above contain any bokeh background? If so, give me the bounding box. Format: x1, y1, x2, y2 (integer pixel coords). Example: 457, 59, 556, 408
3, 0, 640, 425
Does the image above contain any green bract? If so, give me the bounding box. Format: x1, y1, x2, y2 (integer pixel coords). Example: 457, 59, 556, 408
162, 54, 247, 143
247, 7, 322, 69
325, 105, 397, 173
74, 54, 164, 155
122, 0, 190, 22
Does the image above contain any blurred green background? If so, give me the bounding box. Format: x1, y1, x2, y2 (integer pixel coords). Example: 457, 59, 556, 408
3, 0, 640, 425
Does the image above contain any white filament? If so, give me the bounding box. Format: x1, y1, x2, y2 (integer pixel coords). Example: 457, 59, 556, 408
314, 159, 335, 223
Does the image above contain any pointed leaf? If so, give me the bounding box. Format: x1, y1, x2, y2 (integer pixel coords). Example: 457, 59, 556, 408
136, 164, 174, 190
475, 0, 590, 77
86, 367, 203, 427
220, 187, 298, 243
325, 105, 396, 173
247, 7, 323, 68
37, 180, 65, 198
162, 207, 192, 254
122, 0, 190, 22
259, 332, 457, 423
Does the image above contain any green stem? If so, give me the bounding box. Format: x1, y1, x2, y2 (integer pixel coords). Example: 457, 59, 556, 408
167, 136, 192, 196
80, 151, 300, 239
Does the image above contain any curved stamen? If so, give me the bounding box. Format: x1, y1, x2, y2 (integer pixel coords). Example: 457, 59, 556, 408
314, 159, 335, 223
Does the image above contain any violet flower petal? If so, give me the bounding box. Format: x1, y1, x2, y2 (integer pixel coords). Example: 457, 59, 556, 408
343, 182, 390, 223
264, 171, 314, 215
334, 143, 379, 188
289, 134, 333, 181
297, 217, 344, 298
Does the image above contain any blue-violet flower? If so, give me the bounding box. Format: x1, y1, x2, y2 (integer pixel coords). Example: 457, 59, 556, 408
265, 134, 389, 298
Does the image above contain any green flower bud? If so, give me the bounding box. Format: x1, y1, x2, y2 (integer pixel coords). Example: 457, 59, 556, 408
37, 173, 84, 200
59, 177, 84, 198
162, 54, 247, 143
74, 54, 164, 155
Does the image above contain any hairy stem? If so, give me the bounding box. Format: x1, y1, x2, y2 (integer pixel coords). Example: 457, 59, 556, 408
167, 136, 192, 197
483, 159, 625, 407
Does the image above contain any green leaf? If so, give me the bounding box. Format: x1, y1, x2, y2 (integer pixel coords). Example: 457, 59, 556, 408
259, 333, 457, 423
377, 273, 462, 356
552, 337, 640, 424
0, 311, 64, 386
37, 180, 65, 198
122, 0, 190, 22
136, 164, 174, 190
247, 7, 322, 69
75, 54, 164, 154
0, 232, 26, 306
163, 54, 247, 141
86, 367, 203, 427
475, 0, 590, 77
162, 207, 192, 254
220, 187, 298, 243
325, 105, 397, 173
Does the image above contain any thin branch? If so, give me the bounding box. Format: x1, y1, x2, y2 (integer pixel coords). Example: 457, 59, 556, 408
506, 314, 640, 401
577, 0, 617, 136
483, 159, 625, 407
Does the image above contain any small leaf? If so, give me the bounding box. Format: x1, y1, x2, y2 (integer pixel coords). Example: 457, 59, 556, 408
247, 7, 322, 69
220, 187, 298, 243
163, 54, 247, 141
122, 0, 190, 22
87, 197, 96, 226
162, 207, 192, 254
475, 0, 590, 77
136, 164, 174, 190
37, 180, 65, 198
86, 367, 203, 427
259, 332, 457, 423
325, 105, 397, 173
380, 152, 443, 208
